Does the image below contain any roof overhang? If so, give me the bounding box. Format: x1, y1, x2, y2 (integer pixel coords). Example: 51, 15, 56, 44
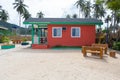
0, 26, 8, 30
23, 21, 103, 25
23, 18, 103, 27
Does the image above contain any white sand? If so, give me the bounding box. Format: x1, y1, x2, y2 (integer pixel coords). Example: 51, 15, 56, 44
0, 44, 120, 80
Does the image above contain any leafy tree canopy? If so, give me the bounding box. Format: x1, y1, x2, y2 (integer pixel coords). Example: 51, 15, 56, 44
96, 0, 104, 4
106, 0, 120, 11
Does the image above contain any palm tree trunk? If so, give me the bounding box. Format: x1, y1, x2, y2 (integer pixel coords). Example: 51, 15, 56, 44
19, 13, 21, 27
25, 25, 27, 37
18, 13, 21, 35
113, 11, 116, 39
79, 7, 80, 18
106, 22, 109, 43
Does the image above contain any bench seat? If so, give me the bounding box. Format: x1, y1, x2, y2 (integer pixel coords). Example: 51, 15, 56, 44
82, 46, 103, 59
92, 44, 108, 54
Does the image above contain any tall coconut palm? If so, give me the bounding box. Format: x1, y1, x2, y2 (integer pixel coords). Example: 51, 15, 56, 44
99, 6, 106, 19
0, 9, 9, 22
23, 10, 31, 20
22, 10, 31, 36
105, 15, 111, 25
83, 1, 91, 18
66, 14, 71, 18
75, 0, 85, 18
106, 0, 120, 25
72, 14, 78, 18
93, 3, 99, 19
105, 15, 111, 43
116, 12, 120, 24
0, 5, 2, 10
37, 11, 44, 18
106, 0, 120, 35
13, 0, 28, 27
93, 1, 106, 19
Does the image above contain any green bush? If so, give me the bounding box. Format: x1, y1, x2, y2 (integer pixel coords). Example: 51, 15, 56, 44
112, 42, 120, 50
22, 38, 27, 42
0, 38, 2, 43
1, 36, 10, 44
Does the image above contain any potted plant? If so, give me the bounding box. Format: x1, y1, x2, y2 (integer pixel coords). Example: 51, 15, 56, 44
1, 36, 15, 49
21, 38, 29, 45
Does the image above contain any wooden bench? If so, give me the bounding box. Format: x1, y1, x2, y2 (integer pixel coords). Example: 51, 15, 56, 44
12, 40, 22, 44
82, 46, 103, 59
92, 44, 108, 54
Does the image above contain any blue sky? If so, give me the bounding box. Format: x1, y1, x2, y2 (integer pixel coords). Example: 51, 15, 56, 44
1, 0, 78, 26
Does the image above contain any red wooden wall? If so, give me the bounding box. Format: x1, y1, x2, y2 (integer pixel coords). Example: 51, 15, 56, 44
47, 24, 96, 48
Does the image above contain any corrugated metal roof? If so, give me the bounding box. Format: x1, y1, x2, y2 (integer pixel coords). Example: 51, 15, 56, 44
0, 26, 8, 30
23, 18, 103, 25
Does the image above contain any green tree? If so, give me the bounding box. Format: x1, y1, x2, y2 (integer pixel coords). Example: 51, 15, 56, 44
37, 11, 44, 18
75, 0, 85, 18
0, 5, 2, 9
0, 9, 9, 22
106, 0, 120, 26
23, 10, 31, 20
106, 0, 120, 11
106, 0, 120, 35
83, 1, 91, 18
105, 15, 111, 43
116, 12, 120, 24
22, 10, 31, 36
72, 14, 78, 18
105, 15, 111, 25
13, 0, 28, 27
66, 14, 71, 18
93, 0, 106, 19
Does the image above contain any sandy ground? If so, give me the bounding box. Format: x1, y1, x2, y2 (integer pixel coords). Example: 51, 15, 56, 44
0, 44, 120, 80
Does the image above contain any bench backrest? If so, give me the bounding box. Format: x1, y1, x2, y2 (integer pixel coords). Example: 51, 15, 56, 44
82, 46, 102, 51
92, 44, 108, 49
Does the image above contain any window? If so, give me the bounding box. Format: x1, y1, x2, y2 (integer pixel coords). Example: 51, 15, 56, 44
52, 27, 62, 38
71, 27, 80, 38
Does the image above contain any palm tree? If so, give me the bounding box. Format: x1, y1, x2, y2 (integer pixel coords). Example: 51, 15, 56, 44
66, 14, 71, 18
37, 11, 44, 18
105, 0, 120, 36
23, 10, 31, 20
105, 15, 111, 26
22, 10, 31, 36
75, 0, 85, 18
72, 14, 78, 18
116, 13, 120, 25
83, 1, 91, 18
93, 3, 99, 19
93, 1, 106, 19
0, 9, 9, 22
0, 5, 2, 10
13, 0, 28, 27
105, 15, 111, 43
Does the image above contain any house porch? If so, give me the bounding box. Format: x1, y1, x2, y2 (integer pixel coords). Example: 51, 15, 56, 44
30, 24, 49, 49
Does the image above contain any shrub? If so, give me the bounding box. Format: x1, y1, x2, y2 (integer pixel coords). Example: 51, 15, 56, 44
0, 38, 2, 43
1, 36, 10, 45
112, 42, 120, 50
22, 38, 27, 42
